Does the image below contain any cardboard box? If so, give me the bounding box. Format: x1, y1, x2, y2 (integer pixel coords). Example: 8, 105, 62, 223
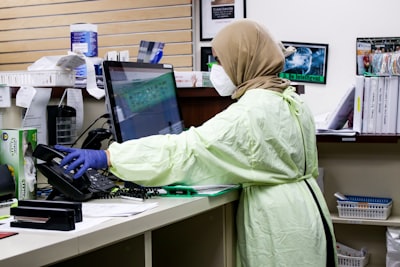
0, 128, 37, 200
174, 71, 213, 88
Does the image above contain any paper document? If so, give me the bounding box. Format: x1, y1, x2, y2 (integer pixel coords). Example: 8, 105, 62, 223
317, 86, 355, 131
316, 128, 357, 136
19, 87, 52, 145
82, 202, 158, 217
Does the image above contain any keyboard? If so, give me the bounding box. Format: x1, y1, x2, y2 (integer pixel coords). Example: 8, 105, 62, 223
85, 169, 161, 200
86, 169, 118, 195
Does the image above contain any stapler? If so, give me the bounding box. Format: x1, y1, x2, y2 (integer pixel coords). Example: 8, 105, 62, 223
10, 206, 75, 231
17, 199, 82, 222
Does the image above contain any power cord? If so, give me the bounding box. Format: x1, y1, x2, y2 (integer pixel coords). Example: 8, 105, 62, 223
70, 113, 110, 148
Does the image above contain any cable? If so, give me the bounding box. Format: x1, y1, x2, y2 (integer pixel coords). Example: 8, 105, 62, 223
70, 113, 110, 148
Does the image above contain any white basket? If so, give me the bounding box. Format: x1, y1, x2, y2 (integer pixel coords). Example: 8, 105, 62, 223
337, 195, 392, 220
337, 242, 369, 267
0, 70, 75, 87
338, 253, 369, 267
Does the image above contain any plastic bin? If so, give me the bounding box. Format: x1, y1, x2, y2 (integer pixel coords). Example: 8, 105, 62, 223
337, 242, 369, 267
0, 70, 75, 87
337, 195, 392, 220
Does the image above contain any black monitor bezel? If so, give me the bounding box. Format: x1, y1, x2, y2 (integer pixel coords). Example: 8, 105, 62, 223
102, 60, 184, 143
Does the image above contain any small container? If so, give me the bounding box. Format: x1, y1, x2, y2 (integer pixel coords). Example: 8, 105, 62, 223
47, 105, 77, 145
337, 195, 392, 220
337, 242, 369, 267
70, 23, 98, 57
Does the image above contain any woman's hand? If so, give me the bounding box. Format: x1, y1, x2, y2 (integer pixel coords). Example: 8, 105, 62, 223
54, 145, 108, 178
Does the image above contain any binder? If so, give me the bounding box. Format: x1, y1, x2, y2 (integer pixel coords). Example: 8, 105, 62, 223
375, 76, 385, 133
361, 77, 371, 133
382, 76, 399, 133
324, 86, 355, 130
366, 77, 379, 133
353, 75, 365, 133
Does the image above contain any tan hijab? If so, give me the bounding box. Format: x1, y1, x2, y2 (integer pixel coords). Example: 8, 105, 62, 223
211, 19, 291, 99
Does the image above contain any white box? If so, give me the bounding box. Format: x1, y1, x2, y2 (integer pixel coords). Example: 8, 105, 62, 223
174, 71, 213, 88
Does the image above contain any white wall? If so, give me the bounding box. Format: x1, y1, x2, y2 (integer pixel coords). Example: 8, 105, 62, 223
209, 0, 400, 115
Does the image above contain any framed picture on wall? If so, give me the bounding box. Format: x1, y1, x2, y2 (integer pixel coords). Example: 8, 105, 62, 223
200, 0, 246, 41
279, 42, 329, 84
356, 37, 400, 75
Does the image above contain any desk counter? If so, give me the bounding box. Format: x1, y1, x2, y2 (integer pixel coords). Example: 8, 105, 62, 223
0, 190, 239, 267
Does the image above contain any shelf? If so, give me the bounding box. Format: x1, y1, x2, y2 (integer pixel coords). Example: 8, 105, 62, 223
176, 87, 229, 98
176, 84, 305, 97
331, 213, 400, 227
317, 134, 400, 143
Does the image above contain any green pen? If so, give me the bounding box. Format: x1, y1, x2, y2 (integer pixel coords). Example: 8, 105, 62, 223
207, 61, 217, 69
0, 215, 10, 220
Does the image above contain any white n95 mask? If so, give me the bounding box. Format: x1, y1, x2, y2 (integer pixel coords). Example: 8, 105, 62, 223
210, 64, 236, 96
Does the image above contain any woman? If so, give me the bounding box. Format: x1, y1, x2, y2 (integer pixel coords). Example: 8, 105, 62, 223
56, 19, 337, 266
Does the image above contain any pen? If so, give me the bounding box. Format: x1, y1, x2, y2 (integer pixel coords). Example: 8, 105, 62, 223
0, 215, 10, 220
120, 195, 144, 202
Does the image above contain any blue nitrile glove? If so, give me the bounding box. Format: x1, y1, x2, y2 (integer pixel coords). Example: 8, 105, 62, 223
54, 145, 108, 179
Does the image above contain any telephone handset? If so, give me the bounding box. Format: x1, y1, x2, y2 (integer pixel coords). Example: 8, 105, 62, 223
33, 144, 117, 202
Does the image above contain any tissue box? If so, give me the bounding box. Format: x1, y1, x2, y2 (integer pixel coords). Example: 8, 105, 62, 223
174, 71, 212, 88
0, 128, 37, 200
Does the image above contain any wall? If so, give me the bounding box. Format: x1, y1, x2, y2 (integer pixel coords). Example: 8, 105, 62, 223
245, 0, 400, 116
3, 0, 400, 128
0, 0, 193, 139
0, 0, 193, 71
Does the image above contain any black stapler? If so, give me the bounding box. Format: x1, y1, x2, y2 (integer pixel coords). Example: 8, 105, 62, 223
10, 206, 75, 231
17, 199, 82, 222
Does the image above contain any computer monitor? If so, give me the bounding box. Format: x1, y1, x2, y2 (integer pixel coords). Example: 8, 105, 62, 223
103, 61, 184, 143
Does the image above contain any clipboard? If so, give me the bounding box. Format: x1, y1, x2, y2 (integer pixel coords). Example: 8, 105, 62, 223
162, 184, 241, 197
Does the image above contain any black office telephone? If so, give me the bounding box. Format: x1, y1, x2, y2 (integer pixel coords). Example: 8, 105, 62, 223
33, 144, 118, 202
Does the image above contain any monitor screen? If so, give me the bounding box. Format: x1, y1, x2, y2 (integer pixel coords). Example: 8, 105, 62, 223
103, 61, 184, 143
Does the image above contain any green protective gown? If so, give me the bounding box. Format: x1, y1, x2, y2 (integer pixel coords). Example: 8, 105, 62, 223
108, 88, 338, 267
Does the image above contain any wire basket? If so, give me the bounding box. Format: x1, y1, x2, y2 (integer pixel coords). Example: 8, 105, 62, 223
0, 70, 75, 87
337, 195, 392, 220
337, 242, 369, 267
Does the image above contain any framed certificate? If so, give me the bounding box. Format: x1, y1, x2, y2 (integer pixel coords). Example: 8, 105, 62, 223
200, 0, 246, 41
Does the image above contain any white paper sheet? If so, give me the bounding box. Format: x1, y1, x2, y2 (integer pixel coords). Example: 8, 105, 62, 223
66, 88, 84, 132
84, 56, 104, 99
0, 85, 11, 108
19, 87, 52, 145
82, 202, 158, 217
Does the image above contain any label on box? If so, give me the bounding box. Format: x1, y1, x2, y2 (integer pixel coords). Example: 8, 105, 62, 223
174, 71, 212, 88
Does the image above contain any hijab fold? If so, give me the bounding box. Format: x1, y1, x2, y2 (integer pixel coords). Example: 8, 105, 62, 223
211, 19, 291, 99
